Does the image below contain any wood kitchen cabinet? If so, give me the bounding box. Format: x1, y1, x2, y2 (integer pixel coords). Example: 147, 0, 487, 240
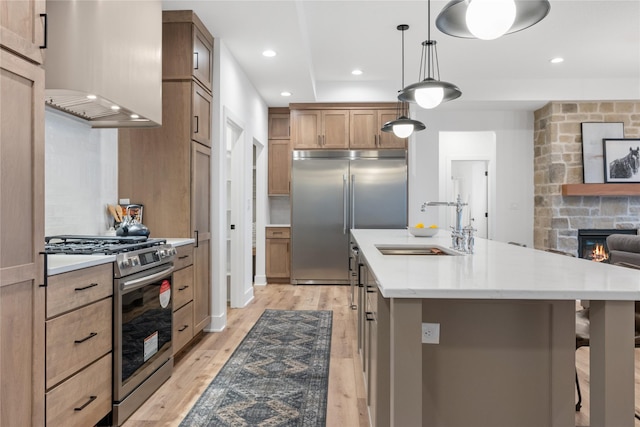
268, 108, 291, 195
290, 104, 406, 150
44, 264, 113, 427
350, 109, 407, 149
291, 109, 349, 149
266, 227, 291, 283
162, 10, 213, 93
0, 45, 46, 426
119, 10, 213, 339
172, 244, 195, 355
0, 0, 46, 65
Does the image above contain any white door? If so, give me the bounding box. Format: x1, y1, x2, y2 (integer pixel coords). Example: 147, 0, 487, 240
226, 120, 243, 306
451, 160, 488, 238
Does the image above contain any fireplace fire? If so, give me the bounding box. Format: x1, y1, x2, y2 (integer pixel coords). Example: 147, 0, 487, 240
591, 244, 608, 262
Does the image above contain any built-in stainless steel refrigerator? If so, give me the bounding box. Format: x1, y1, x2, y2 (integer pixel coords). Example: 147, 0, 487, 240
291, 150, 407, 284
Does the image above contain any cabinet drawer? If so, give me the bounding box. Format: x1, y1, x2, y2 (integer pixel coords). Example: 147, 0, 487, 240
46, 298, 112, 389
174, 244, 194, 270
46, 353, 112, 427
173, 301, 194, 355
47, 263, 113, 318
173, 265, 194, 310
266, 227, 290, 239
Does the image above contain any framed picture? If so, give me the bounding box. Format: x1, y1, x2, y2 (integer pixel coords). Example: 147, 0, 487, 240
603, 138, 640, 183
581, 122, 624, 183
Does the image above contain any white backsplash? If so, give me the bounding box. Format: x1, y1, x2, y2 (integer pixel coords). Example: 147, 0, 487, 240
45, 109, 118, 236
269, 197, 290, 225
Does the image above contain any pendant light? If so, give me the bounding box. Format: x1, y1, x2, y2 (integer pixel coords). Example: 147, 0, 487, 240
382, 24, 426, 138
398, 0, 461, 109
436, 0, 551, 40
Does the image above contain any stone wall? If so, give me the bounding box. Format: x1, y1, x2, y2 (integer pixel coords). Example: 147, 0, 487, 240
533, 101, 640, 254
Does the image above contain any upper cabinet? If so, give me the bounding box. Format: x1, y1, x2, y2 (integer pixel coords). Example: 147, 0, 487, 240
163, 11, 214, 93
0, 0, 45, 64
291, 109, 349, 149
268, 108, 291, 195
291, 104, 407, 150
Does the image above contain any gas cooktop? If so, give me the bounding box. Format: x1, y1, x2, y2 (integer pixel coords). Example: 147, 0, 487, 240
44, 235, 167, 255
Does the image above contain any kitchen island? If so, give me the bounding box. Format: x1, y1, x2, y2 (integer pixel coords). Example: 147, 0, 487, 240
351, 229, 640, 427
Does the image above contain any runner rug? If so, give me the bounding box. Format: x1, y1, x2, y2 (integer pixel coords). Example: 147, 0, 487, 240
179, 309, 333, 427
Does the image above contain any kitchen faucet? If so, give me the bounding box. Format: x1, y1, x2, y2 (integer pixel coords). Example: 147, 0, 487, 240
421, 194, 475, 253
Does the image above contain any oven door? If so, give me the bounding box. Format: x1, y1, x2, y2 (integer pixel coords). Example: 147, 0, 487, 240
114, 263, 174, 402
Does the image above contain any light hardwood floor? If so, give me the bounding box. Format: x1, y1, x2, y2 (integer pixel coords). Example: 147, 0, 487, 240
122, 284, 639, 427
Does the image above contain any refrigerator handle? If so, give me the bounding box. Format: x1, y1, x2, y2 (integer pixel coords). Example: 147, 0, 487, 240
343, 174, 348, 234
351, 174, 356, 229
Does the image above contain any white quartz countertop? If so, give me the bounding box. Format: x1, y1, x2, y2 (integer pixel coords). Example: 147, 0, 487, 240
351, 229, 640, 300
163, 237, 196, 247
47, 254, 115, 276
266, 224, 290, 228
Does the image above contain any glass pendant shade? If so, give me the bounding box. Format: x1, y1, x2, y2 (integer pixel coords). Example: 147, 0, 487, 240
392, 123, 415, 138
437, 0, 550, 39
466, 0, 516, 40
415, 86, 444, 109
381, 116, 426, 137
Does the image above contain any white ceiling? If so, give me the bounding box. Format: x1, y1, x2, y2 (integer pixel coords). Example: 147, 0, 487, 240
161, 0, 640, 111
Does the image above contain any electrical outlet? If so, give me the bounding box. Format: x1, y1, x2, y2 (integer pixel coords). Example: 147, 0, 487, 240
422, 323, 440, 344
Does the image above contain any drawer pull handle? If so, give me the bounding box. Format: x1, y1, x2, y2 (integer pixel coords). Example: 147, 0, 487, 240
74, 395, 97, 411
366, 286, 376, 294
75, 282, 99, 291
178, 255, 189, 260
365, 312, 375, 321
178, 285, 189, 291
178, 325, 189, 332
194, 52, 199, 70
74, 332, 97, 344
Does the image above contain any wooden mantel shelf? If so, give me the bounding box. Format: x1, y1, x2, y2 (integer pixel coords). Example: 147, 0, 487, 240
562, 183, 640, 196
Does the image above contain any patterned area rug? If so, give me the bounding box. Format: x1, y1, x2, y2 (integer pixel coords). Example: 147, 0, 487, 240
179, 309, 333, 427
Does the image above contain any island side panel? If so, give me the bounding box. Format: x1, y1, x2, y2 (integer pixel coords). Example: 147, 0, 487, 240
420, 299, 574, 427
589, 300, 635, 427
389, 298, 422, 426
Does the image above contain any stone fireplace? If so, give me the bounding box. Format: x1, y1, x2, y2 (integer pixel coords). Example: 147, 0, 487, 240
533, 101, 640, 256
577, 228, 638, 261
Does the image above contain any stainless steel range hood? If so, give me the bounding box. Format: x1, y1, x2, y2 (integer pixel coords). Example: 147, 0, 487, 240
45, 0, 162, 128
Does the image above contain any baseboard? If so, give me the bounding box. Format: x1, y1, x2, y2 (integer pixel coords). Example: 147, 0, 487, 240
254, 274, 267, 286
206, 312, 227, 332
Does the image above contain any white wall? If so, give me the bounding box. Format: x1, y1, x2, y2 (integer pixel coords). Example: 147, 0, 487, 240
44, 108, 119, 236
409, 108, 534, 247
210, 39, 269, 331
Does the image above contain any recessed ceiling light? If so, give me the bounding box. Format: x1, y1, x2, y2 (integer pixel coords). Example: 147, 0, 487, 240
352, 69, 363, 76
281, 91, 292, 97
262, 50, 276, 57
111, 105, 120, 110
86, 94, 97, 100
550, 57, 564, 64
130, 114, 140, 119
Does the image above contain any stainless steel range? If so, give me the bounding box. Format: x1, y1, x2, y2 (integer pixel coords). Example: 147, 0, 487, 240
45, 235, 177, 426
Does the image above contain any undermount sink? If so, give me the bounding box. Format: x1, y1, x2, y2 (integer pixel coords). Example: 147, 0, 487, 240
375, 244, 460, 256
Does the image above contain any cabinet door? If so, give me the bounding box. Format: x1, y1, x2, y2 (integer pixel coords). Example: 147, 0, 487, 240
268, 139, 291, 195
192, 82, 212, 147
266, 238, 290, 279
192, 142, 211, 333
350, 110, 377, 149
0, 50, 45, 427
378, 109, 407, 149
268, 113, 290, 139
322, 110, 349, 149
192, 24, 213, 92
0, 0, 46, 64
291, 110, 321, 149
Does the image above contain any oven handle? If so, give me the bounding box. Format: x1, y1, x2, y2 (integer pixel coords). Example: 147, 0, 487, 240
121, 266, 174, 292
